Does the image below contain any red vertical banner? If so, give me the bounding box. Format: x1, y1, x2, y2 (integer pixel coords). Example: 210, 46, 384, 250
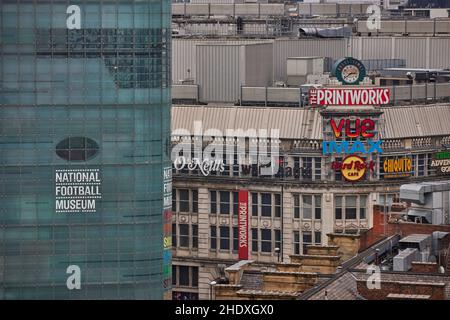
238, 190, 249, 260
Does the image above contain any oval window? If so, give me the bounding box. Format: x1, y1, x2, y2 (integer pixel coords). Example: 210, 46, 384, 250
56, 137, 99, 161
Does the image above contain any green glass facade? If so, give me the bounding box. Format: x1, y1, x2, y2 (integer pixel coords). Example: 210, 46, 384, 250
0, 0, 171, 299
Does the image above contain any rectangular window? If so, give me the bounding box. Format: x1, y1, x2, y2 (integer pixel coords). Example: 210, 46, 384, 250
314, 157, 322, 180
172, 266, 177, 286
179, 266, 189, 286
274, 194, 281, 218
345, 196, 357, 220
179, 189, 190, 212
335, 196, 342, 220
314, 231, 321, 244
220, 191, 230, 215
293, 231, 300, 255
261, 229, 272, 253
302, 157, 313, 180
294, 194, 300, 219
210, 191, 217, 214
233, 227, 238, 252
210, 226, 217, 250
179, 224, 189, 248
302, 195, 312, 219
220, 226, 230, 250
233, 192, 239, 216
315, 195, 322, 219
360, 195, 367, 219
192, 267, 199, 287
192, 190, 198, 213
335, 157, 342, 181
303, 231, 312, 253
252, 193, 258, 217
427, 153, 436, 176
418, 154, 426, 176
222, 157, 230, 176
233, 154, 239, 177
274, 229, 281, 252
172, 190, 177, 212
252, 228, 258, 252
172, 223, 177, 248
294, 157, 300, 179
261, 193, 272, 217
192, 225, 198, 249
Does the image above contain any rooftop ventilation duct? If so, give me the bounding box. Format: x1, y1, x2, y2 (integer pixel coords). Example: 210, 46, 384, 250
298, 26, 351, 38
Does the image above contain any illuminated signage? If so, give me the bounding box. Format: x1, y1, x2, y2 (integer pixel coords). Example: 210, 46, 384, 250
309, 88, 390, 106
55, 169, 101, 213
238, 190, 249, 260
331, 155, 375, 182
174, 157, 224, 176
331, 118, 375, 139
323, 140, 382, 155
382, 158, 412, 179
431, 151, 450, 175
323, 117, 382, 155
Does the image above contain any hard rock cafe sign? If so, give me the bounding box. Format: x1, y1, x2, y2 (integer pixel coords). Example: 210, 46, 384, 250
331, 155, 375, 182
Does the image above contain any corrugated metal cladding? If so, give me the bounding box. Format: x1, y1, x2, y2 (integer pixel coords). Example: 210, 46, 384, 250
172, 104, 450, 140
350, 37, 450, 69
172, 105, 323, 140
196, 44, 241, 102
195, 42, 273, 102
272, 39, 348, 82
172, 39, 266, 84
381, 104, 450, 139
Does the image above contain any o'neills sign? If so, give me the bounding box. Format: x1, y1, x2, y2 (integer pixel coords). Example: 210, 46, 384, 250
173, 156, 224, 176
309, 88, 390, 106
238, 190, 249, 260
431, 151, 450, 175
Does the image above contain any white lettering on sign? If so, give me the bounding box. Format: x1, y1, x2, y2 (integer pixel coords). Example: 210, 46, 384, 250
66, 5, 81, 30
174, 157, 225, 176
309, 88, 390, 106
239, 203, 248, 248
163, 166, 172, 210
55, 169, 101, 213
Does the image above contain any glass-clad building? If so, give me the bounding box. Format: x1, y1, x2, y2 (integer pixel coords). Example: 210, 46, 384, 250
0, 0, 171, 299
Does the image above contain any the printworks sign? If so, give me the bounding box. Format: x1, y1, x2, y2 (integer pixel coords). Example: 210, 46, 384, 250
238, 190, 249, 260
431, 151, 450, 175
55, 168, 101, 213
382, 157, 412, 179
309, 88, 390, 106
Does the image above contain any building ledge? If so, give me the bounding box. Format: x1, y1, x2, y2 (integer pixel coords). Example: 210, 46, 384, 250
387, 293, 431, 300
